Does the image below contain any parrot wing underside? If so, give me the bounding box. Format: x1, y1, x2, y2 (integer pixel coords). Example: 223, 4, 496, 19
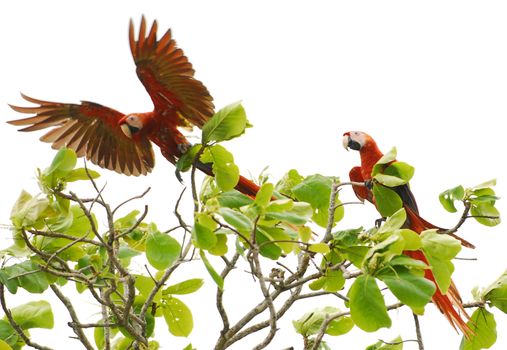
8, 94, 155, 176
129, 16, 214, 129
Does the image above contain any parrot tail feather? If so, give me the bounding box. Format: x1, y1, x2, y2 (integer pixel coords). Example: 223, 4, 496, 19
405, 250, 473, 338
195, 161, 260, 197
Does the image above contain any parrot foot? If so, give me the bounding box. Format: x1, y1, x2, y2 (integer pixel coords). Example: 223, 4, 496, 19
375, 217, 386, 228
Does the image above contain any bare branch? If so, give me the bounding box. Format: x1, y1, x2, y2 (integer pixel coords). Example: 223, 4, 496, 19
323, 181, 339, 243
0, 284, 53, 350
112, 187, 151, 215
50, 284, 95, 350
217, 253, 240, 337
250, 242, 277, 349
310, 302, 404, 350
413, 313, 424, 350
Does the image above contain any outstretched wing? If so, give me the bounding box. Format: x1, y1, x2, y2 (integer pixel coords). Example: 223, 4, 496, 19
130, 16, 214, 128
8, 94, 155, 176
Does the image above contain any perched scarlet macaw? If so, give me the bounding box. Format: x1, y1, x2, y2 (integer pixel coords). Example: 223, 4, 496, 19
343, 131, 473, 337
8, 16, 260, 197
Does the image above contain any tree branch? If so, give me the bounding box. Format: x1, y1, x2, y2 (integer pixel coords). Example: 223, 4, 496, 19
413, 313, 424, 350
50, 284, 95, 350
0, 284, 53, 350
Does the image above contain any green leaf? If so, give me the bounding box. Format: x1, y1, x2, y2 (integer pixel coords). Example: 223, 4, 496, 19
0, 261, 49, 294
321, 270, 346, 292
421, 230, 461, 293
0, 320, 17, 349
292, 174, 343, 228
309, 243, 331, 254
202, 102, 249, 143
135, 275, 162, 304
64, 168, 100, 182
266, 198, 293, 213
483, 270, 507, 313
390, 229, 420, 252
366, 336, 403, 350
385, 162, 415, 182
253, 183, 274, 209
118, 246, 140, 267
209, 233, 228, 256
332, 227, 363, 247
10, 191, 49, 228
199, 249, 224, 290
0, 338, 14, 350
439, 186, 465, 213
176, 144, 203, 173
472, 179, 497, 190
379, 208, 406, 233
372, 147, 397, 176
374, 174, 407, 187
293, 307, 352, 337
347, 275, 391, 332
200, 145, 240, 192
45, 148, 77, 176
259, 226, 295, 254
192, 213, 218, 250
218, 208, 253, 234
379, 266, 435, 308
163, 297, 193, 337
389, 255, 428, 269
217, 190, 253, 208
460, 308, 497, 350
255, 229, 282, 260
471, 203, 500, 227
146, 225, 181, 270
373, 184, 403, 217
264, 210, 308, 225
164, 279, 204, 295
9, 300, 53, 329
326, 315, 354, 336
275, 169, 304, 197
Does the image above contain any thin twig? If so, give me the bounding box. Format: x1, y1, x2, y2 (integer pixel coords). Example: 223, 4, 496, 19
50, 284, 95, 350
217, 253, 240, 336
311, 302, 404, 350
413, 313, 424, 350
0, 284, 54, 350
112, 187, 151, 215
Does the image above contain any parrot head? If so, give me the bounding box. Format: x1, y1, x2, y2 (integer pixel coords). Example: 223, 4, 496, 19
342, 131, 371, 151
119, 114, 144, 138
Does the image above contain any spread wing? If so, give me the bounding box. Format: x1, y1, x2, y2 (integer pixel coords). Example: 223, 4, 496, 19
8, 94, 155, 176
130, 16, 214, 128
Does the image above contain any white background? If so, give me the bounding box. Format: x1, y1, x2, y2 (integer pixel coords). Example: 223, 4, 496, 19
0, 1, 506, 349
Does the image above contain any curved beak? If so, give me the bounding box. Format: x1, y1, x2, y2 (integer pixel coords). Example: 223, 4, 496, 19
120, 123, 132, 138
342, 134, 351, 151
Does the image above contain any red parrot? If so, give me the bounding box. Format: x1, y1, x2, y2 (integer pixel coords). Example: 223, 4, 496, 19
343, 131, 473, 337
7, 16, 260, 197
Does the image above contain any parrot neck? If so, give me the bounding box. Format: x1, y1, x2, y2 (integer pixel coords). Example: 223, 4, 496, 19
359, 140, 383, 180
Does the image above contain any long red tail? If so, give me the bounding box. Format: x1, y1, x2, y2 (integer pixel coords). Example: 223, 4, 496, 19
195, 161, 261, 197
405, 208, 473, 337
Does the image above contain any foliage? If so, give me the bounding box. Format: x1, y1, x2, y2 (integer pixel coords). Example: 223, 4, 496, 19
0, 103, 505, 350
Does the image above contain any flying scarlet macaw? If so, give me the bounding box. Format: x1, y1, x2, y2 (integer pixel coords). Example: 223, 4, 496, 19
8, 16, 260, 197
343, 131, 473, 337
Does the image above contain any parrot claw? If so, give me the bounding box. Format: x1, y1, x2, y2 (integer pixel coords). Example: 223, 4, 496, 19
375, 217, 386, 228
175, 169, 184, 184
364, 179, 373, 190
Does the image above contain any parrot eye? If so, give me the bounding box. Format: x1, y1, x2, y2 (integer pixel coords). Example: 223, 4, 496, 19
125, 114, 143, 129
